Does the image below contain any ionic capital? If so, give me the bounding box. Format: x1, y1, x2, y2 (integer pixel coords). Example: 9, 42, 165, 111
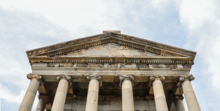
87, 74, 102, 86
87, 74, 101, 80
119, 75, 134, 81
149, 75, 165, 81
57, 75, 72, 85
179, 75, 195, 82
119, 75, 134, 87
27, 74, 43, 85
57, 75, 71, 81
27, 74, 42, 80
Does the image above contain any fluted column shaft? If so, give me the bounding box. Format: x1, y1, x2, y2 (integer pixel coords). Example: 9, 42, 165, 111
180, 75, 201, 111
120, 75, 134, 111
151, 76, 168, 111
51, 75, 71, 111
175, 99, 185, 111
85, 74, 101, 111
19, 74, 41, 111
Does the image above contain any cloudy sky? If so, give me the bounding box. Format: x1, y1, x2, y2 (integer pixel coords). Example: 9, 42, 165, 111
0, 0, 220, 110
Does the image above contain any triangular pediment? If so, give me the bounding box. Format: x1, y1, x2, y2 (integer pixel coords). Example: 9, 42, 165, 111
57, 43, 159, 57
26, 32, 196, 60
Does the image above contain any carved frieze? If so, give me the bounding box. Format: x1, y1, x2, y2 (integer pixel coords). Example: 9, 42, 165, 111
88, 63, 103, 68
47, 63, 55, 67
149, 64, 166, 68
166, 64, 176, 69
77, 63, 88, 67
60, 63, 73, 67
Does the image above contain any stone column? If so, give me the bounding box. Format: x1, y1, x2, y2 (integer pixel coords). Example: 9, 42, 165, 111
150, 75, 168, 111
85, 74, 101, 111
35, 95, 49, 111
19, 74, 42, 111
51, 75, 71, 111
179, 75, 201, 111
120, 75, 134, 111
174, 96, 185, 111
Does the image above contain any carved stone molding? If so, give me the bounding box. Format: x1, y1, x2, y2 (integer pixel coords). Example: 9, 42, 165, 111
56, 75, 72, 85
119, 75, 134, 86
27, 73, 43, 85
30, 59, 194, 66
149, 75, 166, 81
179, 75, 195, 82
27, 73, 42, 80
177, 75, 195, 88
148, 75, 165, 87
119, 75, 134, 81
26, 32, 196, 58
87, 74, 102, 86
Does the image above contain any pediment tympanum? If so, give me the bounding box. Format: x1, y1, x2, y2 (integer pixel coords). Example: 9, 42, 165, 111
26, 32, 196, 65
58, 43, 159, 57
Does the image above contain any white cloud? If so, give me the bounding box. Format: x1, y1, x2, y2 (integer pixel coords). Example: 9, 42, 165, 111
179, 0, 220, 90
179, 0, 220, 110
0, 83, 25, 103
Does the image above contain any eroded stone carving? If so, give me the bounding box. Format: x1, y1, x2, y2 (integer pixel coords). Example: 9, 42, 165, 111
47, 63, 55, 67
56, 75, 72, 85
26, 32, 196, 58
150, 75, 165, 81
119, 75, 134, 86
87, 74, 102, 86
27, 74, 42, 80
149, 64, 166, 68
179, 75, 195, 82
77, 63, 88, 67
136, 64, 149, 68
166, 64, 176, 69
60, 63, 73, 67
88, 63, 103, 68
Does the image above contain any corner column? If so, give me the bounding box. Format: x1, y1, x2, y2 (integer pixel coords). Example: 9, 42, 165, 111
51, 75, 71, 111
179, 75, 201, 111
35, 95, 49, 111
174, 96, 185, 111
120, 75, 134, 111
85, 74, 101, 111
19, 74, 42, 111
150, 75, 168, 111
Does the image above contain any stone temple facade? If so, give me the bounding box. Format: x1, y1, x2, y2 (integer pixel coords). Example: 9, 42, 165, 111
19, 31, 201, 111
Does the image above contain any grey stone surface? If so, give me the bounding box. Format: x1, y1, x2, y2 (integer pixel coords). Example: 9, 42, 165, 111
103, 105, 117, 110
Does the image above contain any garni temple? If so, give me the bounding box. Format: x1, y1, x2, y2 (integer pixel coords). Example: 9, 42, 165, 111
19, 31, 201, 111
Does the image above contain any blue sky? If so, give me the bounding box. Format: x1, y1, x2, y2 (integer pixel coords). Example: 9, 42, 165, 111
0, 0, 220, 111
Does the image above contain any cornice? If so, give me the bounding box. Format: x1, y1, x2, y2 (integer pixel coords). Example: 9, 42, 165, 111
29, 58, 194, 65
26, 32, 196, 60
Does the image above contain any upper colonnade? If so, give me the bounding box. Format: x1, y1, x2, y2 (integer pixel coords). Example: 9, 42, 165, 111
19, 74, 201, 111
